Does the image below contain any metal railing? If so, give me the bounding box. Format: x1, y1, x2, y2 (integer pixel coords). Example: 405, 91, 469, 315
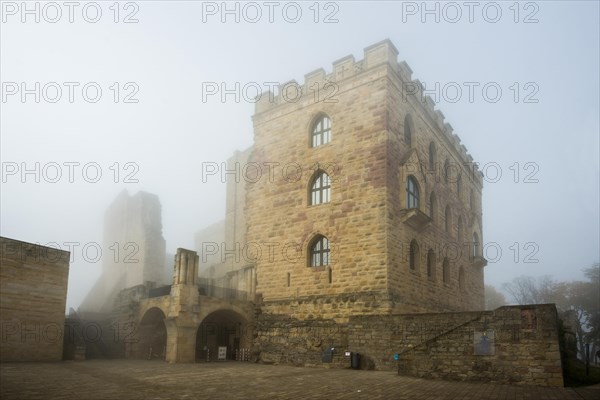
197, 278, 248, 301
148, 285, 171, 298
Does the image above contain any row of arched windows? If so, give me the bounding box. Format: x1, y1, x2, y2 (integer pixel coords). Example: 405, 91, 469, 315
404, 113, 477, 211
408, 240, 466, 288
406, 175, 479, 246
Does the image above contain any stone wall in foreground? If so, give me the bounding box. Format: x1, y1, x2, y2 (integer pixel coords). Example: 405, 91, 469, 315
0, 236, 70, 362
253, 304, 564, 387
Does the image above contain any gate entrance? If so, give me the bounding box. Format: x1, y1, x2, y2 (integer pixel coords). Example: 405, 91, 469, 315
196, 309, 248, 361
137, 307, 166, 360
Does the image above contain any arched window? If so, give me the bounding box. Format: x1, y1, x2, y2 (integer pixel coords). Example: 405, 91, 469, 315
473, 232, 480, 258
442, 258, 450, 284
310, 170, 331, 205
427, 249, 436, 280
407, 176, 420, 209
457, 216, 463, 242
311, 115, 331, 147
445, 205, 451, 233
429, 192, 437, 224
409, 240, 420, 271
404, 114, 413, 147
444, 159, 450, 183
309, 235, 330, 267
428, 142, 436, 171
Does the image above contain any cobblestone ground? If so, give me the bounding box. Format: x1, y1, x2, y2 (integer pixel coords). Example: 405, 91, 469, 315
1, 360, 599, 400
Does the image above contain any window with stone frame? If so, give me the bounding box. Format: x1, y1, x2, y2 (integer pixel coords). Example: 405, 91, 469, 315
311, 115, 331, 147
444, 159, 450, 183
442, 258, 450, 284
310, 170, 331, 205
409, 239, 420, 271
429, 192, 437, 223
406, 176, 420, 209
428, 142, 436, 171
404, 114, 413, 147
309, 235, 330, 268
427, 249, 436, 280
472, 232, 481, 258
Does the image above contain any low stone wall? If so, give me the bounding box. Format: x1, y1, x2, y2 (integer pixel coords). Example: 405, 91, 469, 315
253, 304, 564, 387
253, 314, 348, 368
350, 304, 564, 387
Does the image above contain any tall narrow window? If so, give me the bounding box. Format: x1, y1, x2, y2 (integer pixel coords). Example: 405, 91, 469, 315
428, 142, 436, 171
429, 192, 437, 223
473, 232, 480, 258
404, 114, 413, 147
442, 258, 450, 284
427, 249, 436, 280
445, 205, 451, 233
309, 235, 330, 267
311, 115, 331, 147
444, 159, 450, 183
310, 170, 331, 205
457, 175, 462, 197
407, 176, 419, 209
457, 216, 463, 242
409, 240, 420, 270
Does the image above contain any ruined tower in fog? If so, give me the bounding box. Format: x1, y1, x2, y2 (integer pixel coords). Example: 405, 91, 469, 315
244, 39, 486, 319
80, 190, 168, 312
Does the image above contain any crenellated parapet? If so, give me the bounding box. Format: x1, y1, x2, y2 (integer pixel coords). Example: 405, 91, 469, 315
254, 39, 482, 184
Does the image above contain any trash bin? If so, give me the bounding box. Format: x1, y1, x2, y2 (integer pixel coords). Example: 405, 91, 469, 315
351, 352, 360, 369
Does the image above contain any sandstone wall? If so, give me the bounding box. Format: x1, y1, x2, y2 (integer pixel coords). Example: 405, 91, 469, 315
247, 48, 391, 305
245, 39, 485, 318
253, 304, 564, 387
0, 236, 70, 361
386, 60, 485, 312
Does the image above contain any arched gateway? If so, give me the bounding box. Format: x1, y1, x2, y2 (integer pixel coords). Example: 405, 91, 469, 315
133, 248, 254, 363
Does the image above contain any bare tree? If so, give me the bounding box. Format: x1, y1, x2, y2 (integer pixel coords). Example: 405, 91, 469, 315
501, 265, 600, 360
502, 275, 555, 305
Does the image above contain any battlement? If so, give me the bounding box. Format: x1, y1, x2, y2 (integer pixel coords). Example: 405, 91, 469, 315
254, 39, 481, 181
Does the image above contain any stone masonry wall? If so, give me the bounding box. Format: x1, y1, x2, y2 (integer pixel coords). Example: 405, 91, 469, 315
254, 304, 564, 387
350, 304, 563, 387
245, 39, 485, 318
246, 50, 391, 305
253, 313, 348, 368
0, 236, 70, 361
386, 59, 485, 312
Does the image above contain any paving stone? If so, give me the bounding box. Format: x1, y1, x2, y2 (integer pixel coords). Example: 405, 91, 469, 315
1, 360, 598, 400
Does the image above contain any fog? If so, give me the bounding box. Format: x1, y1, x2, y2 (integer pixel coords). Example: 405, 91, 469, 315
1, 1, 598, 310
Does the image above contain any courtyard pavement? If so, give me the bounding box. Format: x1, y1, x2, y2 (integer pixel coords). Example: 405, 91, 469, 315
1, 360, 599, 400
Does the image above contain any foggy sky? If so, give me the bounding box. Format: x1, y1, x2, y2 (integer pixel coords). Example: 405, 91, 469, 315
1, 1, 598, 310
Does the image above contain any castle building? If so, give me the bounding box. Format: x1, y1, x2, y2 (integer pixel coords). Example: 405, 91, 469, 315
66, 40, 565, 387
240, 39, 486, 321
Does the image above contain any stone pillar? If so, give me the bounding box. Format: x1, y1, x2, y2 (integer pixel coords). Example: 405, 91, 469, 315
173, 248, 199, 285
165, 319, 197, 363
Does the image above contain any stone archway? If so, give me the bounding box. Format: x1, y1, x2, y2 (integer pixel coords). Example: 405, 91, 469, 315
135, 307, 167, 360
196, 309, 250, 362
